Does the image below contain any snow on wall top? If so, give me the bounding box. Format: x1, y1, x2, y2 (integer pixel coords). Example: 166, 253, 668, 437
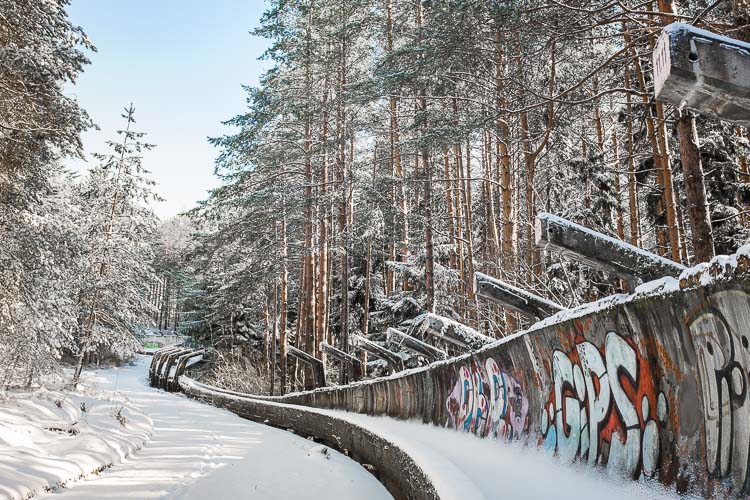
663, 22, 750, 53
526, 244, 750, 335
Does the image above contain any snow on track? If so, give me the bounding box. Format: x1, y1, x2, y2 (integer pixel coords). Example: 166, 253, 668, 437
184, 380, 698, 500
35, 357, 391, 500
315, 411, 696, 500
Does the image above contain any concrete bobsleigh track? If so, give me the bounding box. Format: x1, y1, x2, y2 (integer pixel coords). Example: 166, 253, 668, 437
160, 246, 750, 498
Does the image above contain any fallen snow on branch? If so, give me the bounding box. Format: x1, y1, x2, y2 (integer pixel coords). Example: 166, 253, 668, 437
0, 369, 152, 499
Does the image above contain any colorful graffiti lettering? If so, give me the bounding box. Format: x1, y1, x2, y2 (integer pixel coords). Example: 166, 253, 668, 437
688, 290, 750, 492
539, 331, 669, 478
446, 358, 529, 439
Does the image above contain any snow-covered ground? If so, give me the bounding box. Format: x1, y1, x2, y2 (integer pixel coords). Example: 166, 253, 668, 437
3, 356, 698, 500
24, 357, 390, 500
0, 370, 152, 499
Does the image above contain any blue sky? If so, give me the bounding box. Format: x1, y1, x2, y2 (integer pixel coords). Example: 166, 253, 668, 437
64, 0, 271, 219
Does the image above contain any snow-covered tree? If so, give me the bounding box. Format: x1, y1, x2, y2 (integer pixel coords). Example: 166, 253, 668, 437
71, 105, 160, 384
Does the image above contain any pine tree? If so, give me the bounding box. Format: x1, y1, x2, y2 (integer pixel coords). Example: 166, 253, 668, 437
72, 105, 160, 384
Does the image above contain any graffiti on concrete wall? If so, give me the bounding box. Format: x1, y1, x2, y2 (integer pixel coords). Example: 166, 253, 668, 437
446, 358, 529, 439
539, 331, 669, 479
687, 290, 750, 491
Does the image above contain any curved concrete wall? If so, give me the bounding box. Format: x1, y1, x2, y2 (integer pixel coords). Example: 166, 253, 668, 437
179, 377, 439, 500
248, 252, 750, 497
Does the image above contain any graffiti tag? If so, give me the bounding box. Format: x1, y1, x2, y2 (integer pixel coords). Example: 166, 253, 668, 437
446, 358, 529, 439
688, 290, 750, 492
540, 332, 668, 478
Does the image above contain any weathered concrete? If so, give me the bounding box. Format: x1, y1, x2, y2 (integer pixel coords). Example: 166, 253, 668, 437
321, 342, 364, 380
412, 313, 493, 352
387, 328, 447, 361
287, 345, 326, 387
536, 212, 686, 282
238, 248, 750, 497
352, 335, 405, 374
179, 377, 439, 500
475, 271, 566, 319
150, 346, 203, 391
654, 23, 750, 124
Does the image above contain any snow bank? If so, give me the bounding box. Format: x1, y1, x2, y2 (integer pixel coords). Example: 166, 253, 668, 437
34, 357, 391, 500
0, 369, 152, 499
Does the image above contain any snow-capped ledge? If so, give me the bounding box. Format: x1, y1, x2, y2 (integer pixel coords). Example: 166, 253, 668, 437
526, 244, 750, 336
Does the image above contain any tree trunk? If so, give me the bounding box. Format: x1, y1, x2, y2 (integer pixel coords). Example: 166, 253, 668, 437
483, 131, 500, 268
677, 113, 715, 263
415, 0, 434, 313
494, 30, 515, 275
628, 33, 670, 255
735, 0, 750, 42
623, 46, 640, 246
337, 16, 350, 383
385, 0, 407, 295
444, 150, 457, 270
463, 140, 476, 290
263, 299, 270, 373
361, 236, 372, 377
279, 217, 288, 395
738, 128, 750, 227
316, 88, 330, 355
655, 100, 683, 263
301, 10, 316, 371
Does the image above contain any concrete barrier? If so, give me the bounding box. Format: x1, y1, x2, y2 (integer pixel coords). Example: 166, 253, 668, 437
236, 248, 750, 497
150, 347, 203, 391
179, 377, 439, 500
141, 334, 188, 348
